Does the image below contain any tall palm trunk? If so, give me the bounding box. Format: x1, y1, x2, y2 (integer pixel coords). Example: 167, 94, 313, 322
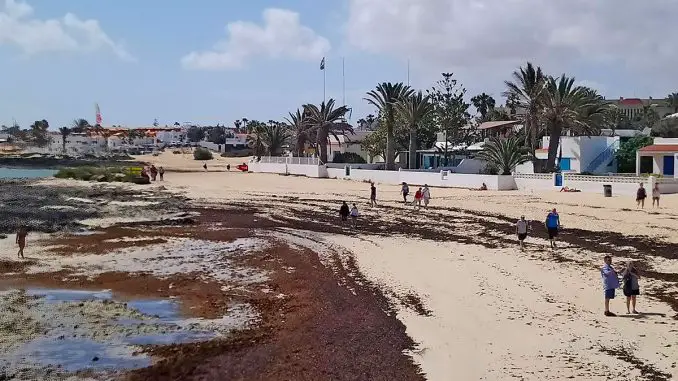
408, 126, 417, 169
385, 107, 396, 170
546, 124, 562, 172
316, 128, 329, 164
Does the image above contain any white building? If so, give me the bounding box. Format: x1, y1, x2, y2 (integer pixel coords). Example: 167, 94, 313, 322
636, 138, 678, 178
327, 131, 376, 163
522, 136, 620, 174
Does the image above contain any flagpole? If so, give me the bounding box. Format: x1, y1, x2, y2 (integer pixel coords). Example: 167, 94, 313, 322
323, 64, 326, 104
342, 57, 346, 107
407, 59, 410, 86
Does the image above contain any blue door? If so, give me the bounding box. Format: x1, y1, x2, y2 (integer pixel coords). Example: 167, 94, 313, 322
555, 173, 563, 187
663, 155, 675, 176
559, 158, 571, 171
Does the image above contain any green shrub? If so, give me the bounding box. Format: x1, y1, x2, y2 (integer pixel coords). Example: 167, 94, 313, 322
193, 147, 213, 160
54, 166, 142, 183
221, 149, 252, 158
332, 152, 367, 164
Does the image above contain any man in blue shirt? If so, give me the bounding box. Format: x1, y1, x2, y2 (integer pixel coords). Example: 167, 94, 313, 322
544, 208, 561, 249
601, 255, 620, 316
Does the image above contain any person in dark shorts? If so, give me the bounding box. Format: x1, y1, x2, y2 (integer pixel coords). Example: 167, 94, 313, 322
544, 208, 560, 249
636, 183, 647, 209
370, 183, 377, 207
516, 215, 529, 250
401, 182, 410, 203
601, 255, 620, 317
16, 226, 28, 259
158, 166, 165, 181
621, 262, 641, 314
339, 201, 350, 222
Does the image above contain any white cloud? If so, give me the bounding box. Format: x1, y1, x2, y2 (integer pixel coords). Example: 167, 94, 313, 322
181, 8, 330, 70
0, 0, 134, 60
346, 0, 678, 81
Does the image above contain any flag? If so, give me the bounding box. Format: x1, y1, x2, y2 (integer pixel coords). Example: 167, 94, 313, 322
320, 57, 325, 70
95, 103, 102, 126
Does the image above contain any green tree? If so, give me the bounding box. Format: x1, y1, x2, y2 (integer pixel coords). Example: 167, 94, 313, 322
365, 82, 413, 170
207, 125, 227, 144
615, 136, 653, 173
396, 91, 435, 169
652, 117, 678, 138
58, 127, 71, 153
71, 119, 90, 133
478, 136, 530, 175
666, 92, 678, 114
356, 114, 377, 131
541, 76, 610, 171
193, 147, 213, 160
361, 126, 387, 162
30, 120, 50, 147
503, 62, 547, 171
427, 73, 472, 166
186, 126, 205, 142
633, 104, 660, 129
246, 125, 266, 157
303, 99, 352, 164
285, 108, 313, 156
260, 124, 292, 156
471, 93, 496, 120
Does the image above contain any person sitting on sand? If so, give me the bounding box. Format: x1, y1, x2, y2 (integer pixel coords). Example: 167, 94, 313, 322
350, 203, 360, 228
16, 226, 28, 259
473, 182, 488, 191
401, 182, 410, 203
636, 183, 647, 209
227, 164, 231, 171
652, 183, 660, 208
370, 183, 377, 207
414, 187, 423, 210
621, 261, 641, 314
516, 216, 529, 250
203, 162, 208, 171
158, 166, 165, 181
601, 255, 620, 317
560, 186, 581, 192
422, 185, 431, 208
545, 208, 561, 249
339, 201, 350, 222
140, 167, 150, 180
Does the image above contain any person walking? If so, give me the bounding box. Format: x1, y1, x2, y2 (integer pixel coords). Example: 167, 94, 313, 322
350, 204, 360, 229
339, 201, 350, 223
636, 183, 647, 209
413, 188, 423, 210
150, 165, 158, 181
203, 162, 208, 172
516, 215, 529, 250
158, 166, 165, 181
422, 185, 431, 208
601, 255, 620, 317
621, 262, 641, 314
370, 183, 378, 207
652, 183, 660, 208
16, 226, 28, 259
545, 208, 561, 249
401, 182, 410, 204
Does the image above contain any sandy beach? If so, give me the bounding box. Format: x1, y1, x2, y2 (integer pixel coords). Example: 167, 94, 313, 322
1, 153, 677, 380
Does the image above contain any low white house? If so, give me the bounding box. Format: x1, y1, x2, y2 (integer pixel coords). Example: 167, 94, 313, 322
527, 136, 620, 174
636, 138, 678, 178
327, 131, 376, 163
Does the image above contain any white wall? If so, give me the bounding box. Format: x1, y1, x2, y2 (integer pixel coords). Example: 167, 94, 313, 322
541, 136, 618, 174
453, 159, 485, 174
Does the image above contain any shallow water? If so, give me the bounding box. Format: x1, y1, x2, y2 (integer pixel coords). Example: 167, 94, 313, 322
0, 167, 57, 179
8, 288, 216, 373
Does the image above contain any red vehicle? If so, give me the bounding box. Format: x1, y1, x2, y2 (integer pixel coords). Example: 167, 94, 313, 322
236, 163, 248, 172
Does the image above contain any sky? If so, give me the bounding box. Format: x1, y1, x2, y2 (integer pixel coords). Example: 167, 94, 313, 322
1, 0, 678, 129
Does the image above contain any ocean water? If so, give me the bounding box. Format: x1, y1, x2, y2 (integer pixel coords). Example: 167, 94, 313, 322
0, 167, 57, 179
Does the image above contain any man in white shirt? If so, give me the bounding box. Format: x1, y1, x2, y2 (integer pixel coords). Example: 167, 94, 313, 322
516, 215, 529, 250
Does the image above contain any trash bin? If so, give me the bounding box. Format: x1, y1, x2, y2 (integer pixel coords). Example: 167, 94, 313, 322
603, 184, 612, 197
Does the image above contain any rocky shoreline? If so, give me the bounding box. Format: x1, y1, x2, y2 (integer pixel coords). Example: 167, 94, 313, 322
0, 156, 146, 169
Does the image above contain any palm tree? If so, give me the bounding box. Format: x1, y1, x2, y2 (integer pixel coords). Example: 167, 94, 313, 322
471, 93, 496, 120
666, 92, 678, 114
503, 62, 546, 171
365, 82, 413, 170
246, 124, 266, 157
303, 99, 352, 164
541, 75, 609, 171
58, 127, 71, 153
71, 118, 90, 133
260, 124, 292, 156
396, 91, 434, 169
478, 136, 530, 175
285, 108, 314, 156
